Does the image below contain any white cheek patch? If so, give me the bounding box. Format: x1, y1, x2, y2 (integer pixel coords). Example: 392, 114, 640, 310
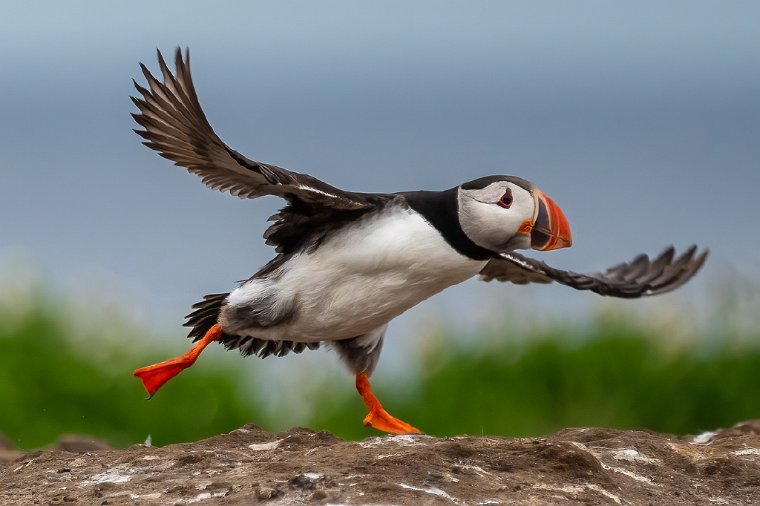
458, 184, 535, 252
467, 184, 509, 204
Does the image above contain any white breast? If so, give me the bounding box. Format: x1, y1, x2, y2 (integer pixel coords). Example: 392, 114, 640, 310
228, 206, 487, 341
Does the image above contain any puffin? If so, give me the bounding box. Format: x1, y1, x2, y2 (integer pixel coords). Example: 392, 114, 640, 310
132, 49, 708, 435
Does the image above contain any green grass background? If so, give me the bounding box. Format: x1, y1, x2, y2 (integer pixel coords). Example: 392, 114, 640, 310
1, 282, 758, 450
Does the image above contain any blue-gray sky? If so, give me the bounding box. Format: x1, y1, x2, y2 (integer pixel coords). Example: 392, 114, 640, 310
2, 1, 759, 339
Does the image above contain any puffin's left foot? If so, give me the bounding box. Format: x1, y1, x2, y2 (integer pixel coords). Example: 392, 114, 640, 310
355, 373, 422, 435
134, 324, 222, 397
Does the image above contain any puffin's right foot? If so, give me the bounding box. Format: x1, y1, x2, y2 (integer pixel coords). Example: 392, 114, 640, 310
355, 373, 422, 435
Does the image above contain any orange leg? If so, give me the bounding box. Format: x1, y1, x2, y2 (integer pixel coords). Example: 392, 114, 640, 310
134, 324, 222, 398
355, 373, 422, 435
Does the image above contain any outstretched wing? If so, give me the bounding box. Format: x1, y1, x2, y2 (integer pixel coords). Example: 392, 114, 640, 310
479, 245, 708, 298
131, 48, 378, 211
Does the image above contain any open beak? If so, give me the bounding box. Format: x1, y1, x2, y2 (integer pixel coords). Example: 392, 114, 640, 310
529, 190, 572, 251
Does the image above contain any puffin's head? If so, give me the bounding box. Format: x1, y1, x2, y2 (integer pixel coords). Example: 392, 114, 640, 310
457, 175, 572, 253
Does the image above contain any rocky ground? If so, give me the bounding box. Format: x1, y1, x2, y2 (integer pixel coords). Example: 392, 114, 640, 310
2, 421, 760, 505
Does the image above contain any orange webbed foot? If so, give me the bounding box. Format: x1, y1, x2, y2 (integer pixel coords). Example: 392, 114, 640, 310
134, 356, 195, 397
363, 406, 422, 435
355, 373, 422, 435
133, 324, 222, 397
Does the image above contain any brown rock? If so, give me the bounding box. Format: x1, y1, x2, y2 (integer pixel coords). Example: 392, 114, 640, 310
0, 432, 15, 450
2, 422, 760, 504
0, 432, 22, 463
54, 435, 111, 453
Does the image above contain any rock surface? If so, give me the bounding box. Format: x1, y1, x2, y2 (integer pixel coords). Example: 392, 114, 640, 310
2, 421, 760, 505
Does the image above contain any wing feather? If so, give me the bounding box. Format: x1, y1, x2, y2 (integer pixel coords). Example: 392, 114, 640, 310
131, 47, 379, 210
479, 246, 708, 298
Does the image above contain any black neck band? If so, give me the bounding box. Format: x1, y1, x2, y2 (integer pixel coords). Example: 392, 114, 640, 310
401, 188, 493, 261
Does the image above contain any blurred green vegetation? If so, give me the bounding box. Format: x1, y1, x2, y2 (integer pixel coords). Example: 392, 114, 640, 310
2, 285, 759, 449
0, 291, 258, 449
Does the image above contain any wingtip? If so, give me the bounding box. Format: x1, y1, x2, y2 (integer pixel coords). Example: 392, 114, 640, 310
694, 248, 710, 268
659, 245, 676, 264
156, 48, 169, 70
691, 244, 709, 258
128, 95, 144, 108
174, 46, 185, 68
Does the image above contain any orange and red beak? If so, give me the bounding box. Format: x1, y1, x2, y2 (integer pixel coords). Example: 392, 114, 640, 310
529, 190, 572, 251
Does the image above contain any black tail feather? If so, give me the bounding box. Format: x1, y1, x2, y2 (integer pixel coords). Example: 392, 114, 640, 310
184, 293, 229, 342
184, 292, 320, 358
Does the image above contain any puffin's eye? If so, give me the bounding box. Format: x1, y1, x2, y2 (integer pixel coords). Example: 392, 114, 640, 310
497, 189, 513, 209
